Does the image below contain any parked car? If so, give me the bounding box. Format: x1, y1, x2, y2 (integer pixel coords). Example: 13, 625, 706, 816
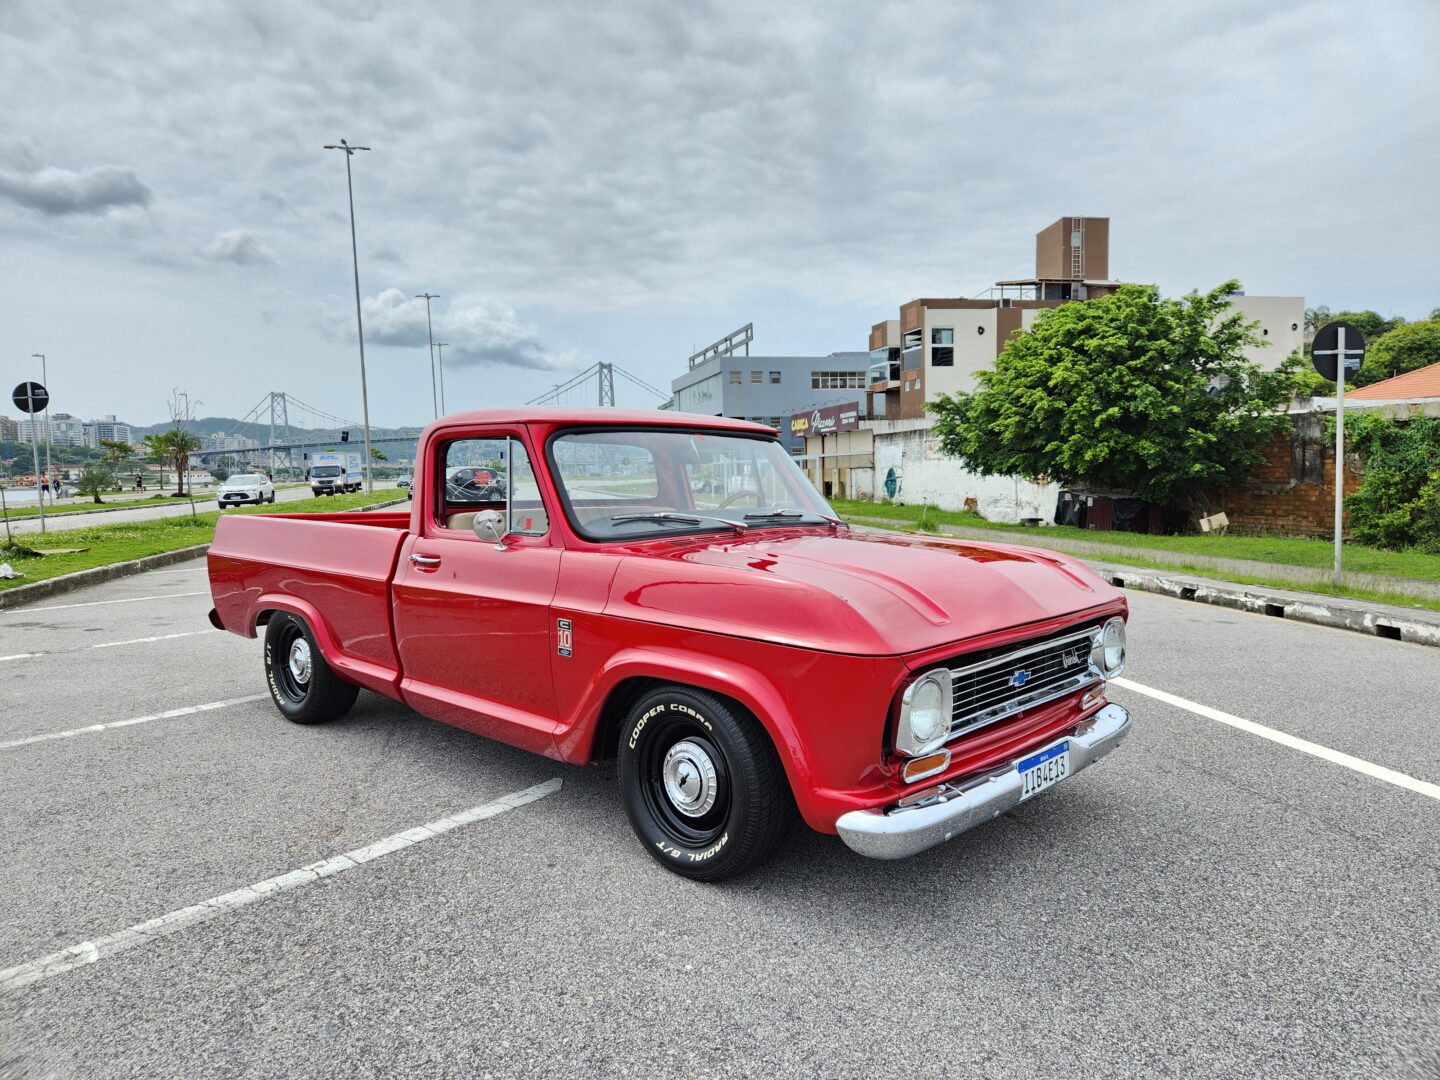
208, 409, 1132, 880
216, 473, 275, 507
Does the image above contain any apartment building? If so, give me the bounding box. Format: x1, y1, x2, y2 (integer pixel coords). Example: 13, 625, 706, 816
18, 412, 86, 447
671, 350, 870, 449
868, 216, 1303, 420
84, 415, 136, 447
0, 415, 18, 442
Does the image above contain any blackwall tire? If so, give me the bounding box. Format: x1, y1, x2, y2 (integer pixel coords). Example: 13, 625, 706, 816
619, 686, 795, 882
263, 613, 359, 725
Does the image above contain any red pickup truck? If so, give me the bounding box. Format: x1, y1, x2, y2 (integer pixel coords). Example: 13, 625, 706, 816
208, 408, 1131, 880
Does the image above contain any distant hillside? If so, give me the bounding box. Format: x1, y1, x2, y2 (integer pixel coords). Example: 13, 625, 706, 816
134, 417, 420, 441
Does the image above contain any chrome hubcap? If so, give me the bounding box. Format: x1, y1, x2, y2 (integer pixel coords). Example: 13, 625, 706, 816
287, 638, 312, 684
661, 740, 718, 818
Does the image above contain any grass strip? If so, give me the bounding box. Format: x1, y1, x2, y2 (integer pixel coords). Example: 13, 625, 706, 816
829, 498, 1440, 585
0, 490, 404, 592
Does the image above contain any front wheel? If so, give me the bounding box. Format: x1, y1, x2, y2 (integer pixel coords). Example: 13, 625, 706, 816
263, 613, 359, 724
618, 686, 794, 881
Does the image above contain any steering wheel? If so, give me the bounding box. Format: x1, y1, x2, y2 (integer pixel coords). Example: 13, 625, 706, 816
716, 489, 764, 509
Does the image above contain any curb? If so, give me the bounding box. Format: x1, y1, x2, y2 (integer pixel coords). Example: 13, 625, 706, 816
1092, 564, 1440, 649
0, 496, 408, 611
0, 544, 212, 610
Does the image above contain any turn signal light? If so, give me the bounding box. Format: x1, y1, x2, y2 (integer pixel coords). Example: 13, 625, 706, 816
902, 750, 950, 784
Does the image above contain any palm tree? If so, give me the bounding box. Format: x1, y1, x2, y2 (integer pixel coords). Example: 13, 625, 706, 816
144, 429, 202, 495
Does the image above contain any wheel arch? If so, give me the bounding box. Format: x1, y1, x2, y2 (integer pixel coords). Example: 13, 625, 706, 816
249, 594, 397, 696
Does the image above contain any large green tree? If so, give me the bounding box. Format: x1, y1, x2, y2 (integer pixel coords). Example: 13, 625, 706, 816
143, 429, 202, 495
927, 281, 1299, 514
1357, 319, 1440, 385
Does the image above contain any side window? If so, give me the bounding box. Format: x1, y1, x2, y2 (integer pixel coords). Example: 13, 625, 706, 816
437, 436, 549, 536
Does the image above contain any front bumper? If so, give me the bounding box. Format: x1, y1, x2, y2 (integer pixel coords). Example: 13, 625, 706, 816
835, 702, 1131, 860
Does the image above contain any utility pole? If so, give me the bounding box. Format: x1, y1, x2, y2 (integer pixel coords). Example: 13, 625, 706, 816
30, 354, 51, 492
416, 293, 440, 419
324, 138, 375, 495
434, 343, 449, 414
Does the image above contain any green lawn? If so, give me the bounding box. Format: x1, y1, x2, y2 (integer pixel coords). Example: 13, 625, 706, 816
829, 498, 1440, 584
0, 490, 405, 593
0, 492, 218, 521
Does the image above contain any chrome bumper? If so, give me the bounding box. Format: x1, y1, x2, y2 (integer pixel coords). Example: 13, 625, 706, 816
835, 703, 1132, 860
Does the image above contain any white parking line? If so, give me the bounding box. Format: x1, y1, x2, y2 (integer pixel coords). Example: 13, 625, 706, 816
92, 630, 220, 649
0, 653, 42, 662
1, 591, 209, 613
0, 695, 266, 750
1113, 677, 1440, 802
0, 779, 563, 991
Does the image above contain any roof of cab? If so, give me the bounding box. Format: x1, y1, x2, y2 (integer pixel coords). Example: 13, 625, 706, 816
425, 407, 777, 434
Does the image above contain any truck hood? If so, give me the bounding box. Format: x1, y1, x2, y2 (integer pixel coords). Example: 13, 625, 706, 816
604, 528, 1118, 657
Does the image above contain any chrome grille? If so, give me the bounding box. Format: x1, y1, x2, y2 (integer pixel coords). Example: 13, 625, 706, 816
947, 626, 1101, 739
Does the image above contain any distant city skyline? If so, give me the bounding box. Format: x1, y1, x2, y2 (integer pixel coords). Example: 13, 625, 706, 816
2, 1, 1437, 427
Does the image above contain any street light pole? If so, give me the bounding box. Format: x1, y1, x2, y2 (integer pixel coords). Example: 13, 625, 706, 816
416, 293, 440, 419
324, 138, 375, 496
434, 343, 449, 414
31, 354, 50, 495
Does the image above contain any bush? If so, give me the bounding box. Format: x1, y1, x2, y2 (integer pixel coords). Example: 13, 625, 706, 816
1343, 415, 1440, 551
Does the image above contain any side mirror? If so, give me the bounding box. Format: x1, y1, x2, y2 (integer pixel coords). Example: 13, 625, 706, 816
471, 509, 507, 543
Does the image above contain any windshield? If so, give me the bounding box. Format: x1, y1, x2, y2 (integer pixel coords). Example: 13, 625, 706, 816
229, 475, 263, 485
549, 428, 836, 540
311, 466, 341, 477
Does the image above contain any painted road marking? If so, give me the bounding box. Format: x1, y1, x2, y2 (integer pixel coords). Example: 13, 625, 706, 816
0, 695, 266, 751
0, 779, 563, 991
0, 653, 42, 662
0, 591, 209, 613
1114, 678, 1440, 802
92, 630, 220, 649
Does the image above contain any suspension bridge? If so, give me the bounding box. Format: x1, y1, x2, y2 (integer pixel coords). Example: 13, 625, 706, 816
192, 365, 671, 474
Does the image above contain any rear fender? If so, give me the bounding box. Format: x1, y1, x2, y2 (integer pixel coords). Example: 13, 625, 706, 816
249, 593, 400, 697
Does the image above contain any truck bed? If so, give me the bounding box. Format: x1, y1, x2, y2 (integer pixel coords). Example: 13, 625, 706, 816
208, 510, 413, 696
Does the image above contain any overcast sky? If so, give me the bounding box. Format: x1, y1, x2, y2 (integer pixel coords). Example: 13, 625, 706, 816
2, 0, 1437, 428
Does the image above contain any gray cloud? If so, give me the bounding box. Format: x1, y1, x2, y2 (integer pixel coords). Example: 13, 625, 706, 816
200, 229, 277, 266
0, 161, 152, 216
328, 289, 579, 372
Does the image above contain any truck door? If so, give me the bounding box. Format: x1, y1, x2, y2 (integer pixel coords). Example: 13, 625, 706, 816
391, 429, 562, 756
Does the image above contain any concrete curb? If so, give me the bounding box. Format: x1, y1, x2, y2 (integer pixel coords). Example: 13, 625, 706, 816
0, 544, 213, 610
1091, 563, 1440, 649
0, 496, 408, 611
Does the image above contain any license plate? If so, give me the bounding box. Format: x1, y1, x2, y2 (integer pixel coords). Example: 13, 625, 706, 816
1017, 740, 1070, 801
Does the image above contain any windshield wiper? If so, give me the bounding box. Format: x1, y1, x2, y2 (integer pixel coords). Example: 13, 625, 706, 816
608, 512, 748, 534
742, 508, 841, 525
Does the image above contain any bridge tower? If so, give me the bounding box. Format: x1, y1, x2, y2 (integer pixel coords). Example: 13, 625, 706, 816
267, 392, 292, 475
597, 362, 615, 407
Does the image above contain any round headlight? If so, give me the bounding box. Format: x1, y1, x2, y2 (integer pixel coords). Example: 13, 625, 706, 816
1093, 616, 1126, 677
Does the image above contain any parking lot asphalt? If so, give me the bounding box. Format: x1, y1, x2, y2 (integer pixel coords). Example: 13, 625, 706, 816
1, 559, 1437, 1079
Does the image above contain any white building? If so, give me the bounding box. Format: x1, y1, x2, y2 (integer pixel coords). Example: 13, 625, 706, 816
83, 415, 136, 447
19, 412, 86, 447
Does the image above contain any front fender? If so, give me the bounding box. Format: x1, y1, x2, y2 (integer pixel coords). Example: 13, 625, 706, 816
559, 645, 822, 827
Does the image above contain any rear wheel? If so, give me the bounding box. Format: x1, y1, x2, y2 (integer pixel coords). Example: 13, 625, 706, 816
619, 686, 794, 881
263, 613, 359, 724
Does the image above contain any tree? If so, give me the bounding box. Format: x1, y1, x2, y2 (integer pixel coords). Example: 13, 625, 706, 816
144, 429, 202, 495
370, 447, 388, 462
1357, 319, 1440, 385
1304, 306, 1331, 335
1328, 310, 1404, 342
926, 281, 1299, 516
97, 438, 132, 485
211, 465, 231, 483
74, 465, 112, 504
1343, 414, 1440, 551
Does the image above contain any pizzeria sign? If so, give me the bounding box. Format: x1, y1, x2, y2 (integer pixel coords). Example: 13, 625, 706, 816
790, 402, 862, 437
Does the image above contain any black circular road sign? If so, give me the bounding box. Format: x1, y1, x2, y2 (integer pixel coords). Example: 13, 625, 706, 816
11, 382, 49, 413
1311, 322, 1367, 382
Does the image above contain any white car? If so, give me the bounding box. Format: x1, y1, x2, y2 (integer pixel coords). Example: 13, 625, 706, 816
217, 473, 276, 507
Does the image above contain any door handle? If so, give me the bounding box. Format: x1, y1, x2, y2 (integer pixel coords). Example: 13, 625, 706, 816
409, 553, 442, 568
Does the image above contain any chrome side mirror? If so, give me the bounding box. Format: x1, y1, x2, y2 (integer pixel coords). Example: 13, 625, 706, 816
471, 509, 507, 544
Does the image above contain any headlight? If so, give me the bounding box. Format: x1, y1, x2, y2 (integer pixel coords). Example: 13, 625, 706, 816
897, 669, 952, 756
1091, 616, 1126, 678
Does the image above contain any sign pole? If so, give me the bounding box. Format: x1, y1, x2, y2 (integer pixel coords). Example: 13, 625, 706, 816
1332, 327, 1346, 587
26, 383, 45, 535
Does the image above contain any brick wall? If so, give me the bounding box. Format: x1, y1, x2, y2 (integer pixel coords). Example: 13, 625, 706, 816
1213, 428, 1362, 538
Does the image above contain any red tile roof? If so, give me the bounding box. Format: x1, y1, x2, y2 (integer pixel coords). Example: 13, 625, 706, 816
1348, 361, 1440, 401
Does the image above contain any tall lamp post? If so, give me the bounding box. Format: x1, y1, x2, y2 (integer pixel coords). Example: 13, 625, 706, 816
323, 138, 375, 495
416, 293, 440, 419
434, 342, 449, 414
30, 354, 51, 493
